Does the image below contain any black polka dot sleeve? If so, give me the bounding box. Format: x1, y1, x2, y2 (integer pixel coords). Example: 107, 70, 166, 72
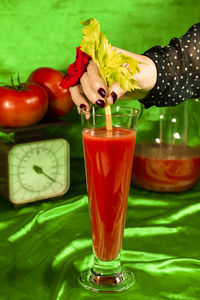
140, 23, 200, 108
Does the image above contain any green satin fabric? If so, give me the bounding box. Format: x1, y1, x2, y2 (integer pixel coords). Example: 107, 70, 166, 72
0, 157, 200, 300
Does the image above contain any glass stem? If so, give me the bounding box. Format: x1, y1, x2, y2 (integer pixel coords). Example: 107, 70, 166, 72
92, 255, 122, 275
90, 255, 124, 286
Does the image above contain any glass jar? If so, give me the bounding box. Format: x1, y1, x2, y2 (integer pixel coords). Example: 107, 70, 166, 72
132, 99, 200, 192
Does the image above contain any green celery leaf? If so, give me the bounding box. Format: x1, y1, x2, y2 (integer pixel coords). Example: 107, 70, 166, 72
80, 18, 140, 92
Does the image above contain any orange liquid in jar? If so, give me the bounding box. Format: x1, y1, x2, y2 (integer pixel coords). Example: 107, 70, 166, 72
132, 144, 200, 192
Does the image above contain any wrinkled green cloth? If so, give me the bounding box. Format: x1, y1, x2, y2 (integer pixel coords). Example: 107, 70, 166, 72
0, 158, 200, 300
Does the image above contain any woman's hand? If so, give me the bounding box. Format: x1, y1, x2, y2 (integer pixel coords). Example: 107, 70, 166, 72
69, 47, 157, 112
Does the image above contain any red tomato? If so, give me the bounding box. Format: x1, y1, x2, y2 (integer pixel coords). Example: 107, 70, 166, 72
27, 67, 74, 118
0, 82, 48, 127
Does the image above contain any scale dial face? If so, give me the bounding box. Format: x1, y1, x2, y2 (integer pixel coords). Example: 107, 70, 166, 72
8, 138, 70, 204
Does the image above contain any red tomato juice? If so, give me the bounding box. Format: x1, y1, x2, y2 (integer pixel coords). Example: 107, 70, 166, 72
132, 144, 200, 192
82, 127, 136, 261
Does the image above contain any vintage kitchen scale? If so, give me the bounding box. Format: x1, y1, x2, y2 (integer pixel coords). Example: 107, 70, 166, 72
0, 120, 70, 205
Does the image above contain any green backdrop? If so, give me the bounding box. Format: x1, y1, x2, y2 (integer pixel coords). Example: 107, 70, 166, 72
0, 0, 200, 156
0, 1, 200, 299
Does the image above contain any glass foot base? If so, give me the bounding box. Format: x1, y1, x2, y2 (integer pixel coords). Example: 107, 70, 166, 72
78, 268, 135, 293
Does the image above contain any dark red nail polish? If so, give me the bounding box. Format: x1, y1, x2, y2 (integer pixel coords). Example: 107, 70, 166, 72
95, 99, 105, 108
80, 103, 87, 110
98, 88, 106, 98
111, 91, 117, 103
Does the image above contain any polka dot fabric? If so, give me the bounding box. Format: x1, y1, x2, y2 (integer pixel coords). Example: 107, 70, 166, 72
140, 23, 200, 108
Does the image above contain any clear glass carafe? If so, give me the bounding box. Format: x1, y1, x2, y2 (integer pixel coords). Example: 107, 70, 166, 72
132, 99, 200, 192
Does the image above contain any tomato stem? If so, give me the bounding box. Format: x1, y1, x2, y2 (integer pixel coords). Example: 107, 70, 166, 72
1, 75, 25, 91
17, 73, 21, 86
11, 76, 14, 88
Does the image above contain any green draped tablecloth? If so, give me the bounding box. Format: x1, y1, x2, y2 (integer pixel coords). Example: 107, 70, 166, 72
0, 157, 200, 300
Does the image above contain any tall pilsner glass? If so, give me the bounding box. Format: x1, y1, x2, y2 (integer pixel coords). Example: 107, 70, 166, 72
79, 105, 138, 293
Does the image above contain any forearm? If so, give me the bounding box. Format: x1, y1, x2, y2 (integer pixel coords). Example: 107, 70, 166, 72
140, 23, 200, 108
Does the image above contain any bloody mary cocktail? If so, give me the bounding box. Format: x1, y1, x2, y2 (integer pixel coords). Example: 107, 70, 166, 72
80, 105, 138, 292
132, 144, 200, 192
82, 127, 136, 261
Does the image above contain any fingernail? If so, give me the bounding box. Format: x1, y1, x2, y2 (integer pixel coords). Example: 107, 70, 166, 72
98, 88, 106, 98
111, 91, 117, 103
95, 99, 105, 108
80, 103, 87, 110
